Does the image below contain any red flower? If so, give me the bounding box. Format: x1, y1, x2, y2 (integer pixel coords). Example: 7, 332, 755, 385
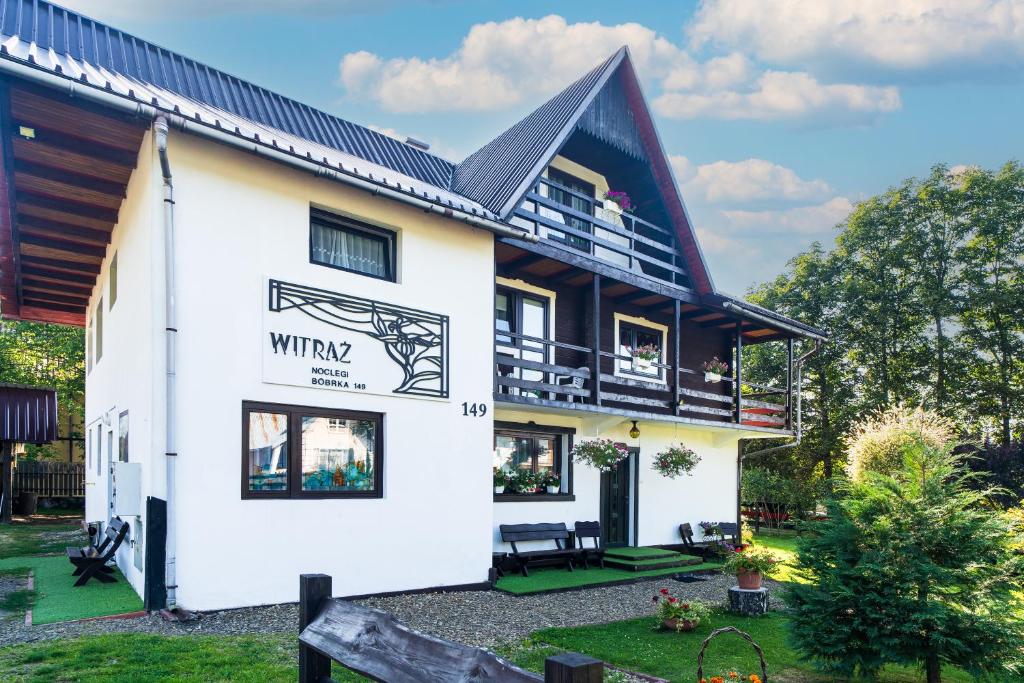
659, 588, 670, 595
681, 603, 689, 610
668, 597, 678, 603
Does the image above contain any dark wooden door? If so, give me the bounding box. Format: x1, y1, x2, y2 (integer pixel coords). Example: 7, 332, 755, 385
600, 453, 633, 547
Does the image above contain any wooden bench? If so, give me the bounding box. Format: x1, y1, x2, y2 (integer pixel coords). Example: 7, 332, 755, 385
680, 521, 740, 555
500, 522, 582, 577
67, 517, 128, 587
298, 573, 604, 682
574, 521, 606, 569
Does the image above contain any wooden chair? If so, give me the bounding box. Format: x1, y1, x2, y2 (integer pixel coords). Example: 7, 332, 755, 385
499, 522, 581, 577
66, 517, 128, 587
573, 521, 605, 569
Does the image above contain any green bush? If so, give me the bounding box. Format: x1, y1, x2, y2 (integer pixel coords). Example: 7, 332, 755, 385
787, 441, 1024, 682
845, 406, 953, 481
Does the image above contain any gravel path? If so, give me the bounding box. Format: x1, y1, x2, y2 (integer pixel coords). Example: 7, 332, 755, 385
1, 572, 785, 649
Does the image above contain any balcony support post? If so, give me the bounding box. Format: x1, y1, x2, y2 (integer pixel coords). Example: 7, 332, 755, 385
734, 321, 743, 424
592, 274, 602, 407
785, 338, 794, 431
673, 299, 681, 416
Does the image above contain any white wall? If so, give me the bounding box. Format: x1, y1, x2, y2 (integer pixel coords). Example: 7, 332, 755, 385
165, 131, 495, 610
83, 129, 162, 597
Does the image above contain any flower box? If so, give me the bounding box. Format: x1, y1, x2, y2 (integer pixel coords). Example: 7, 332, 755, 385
704, 371, 722, 383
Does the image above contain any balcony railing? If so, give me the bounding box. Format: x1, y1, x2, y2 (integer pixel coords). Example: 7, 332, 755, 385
511, 177, 690, 289
494, 330, 791, 431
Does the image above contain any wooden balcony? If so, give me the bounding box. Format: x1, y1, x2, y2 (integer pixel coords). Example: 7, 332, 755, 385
510, 177, 692, 292
493, 328, 792, 433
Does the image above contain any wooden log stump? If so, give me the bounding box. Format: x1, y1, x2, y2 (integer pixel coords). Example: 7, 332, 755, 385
728, 586, 769, 616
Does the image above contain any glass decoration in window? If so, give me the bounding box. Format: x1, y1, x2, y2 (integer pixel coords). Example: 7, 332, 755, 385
300, 416, 377, 492
247, 412, 288, 491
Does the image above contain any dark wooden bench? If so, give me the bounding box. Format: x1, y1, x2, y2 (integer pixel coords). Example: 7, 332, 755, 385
500, 522, 581, 577
67, 517, 128, 587
298, 573, 604, 682
574, 521, 606, 569
680, 521, 740, 554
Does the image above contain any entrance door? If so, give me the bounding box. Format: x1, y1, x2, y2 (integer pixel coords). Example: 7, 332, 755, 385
600, 449, 637, 547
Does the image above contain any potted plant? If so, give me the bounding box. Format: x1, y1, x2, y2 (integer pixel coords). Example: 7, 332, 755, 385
652, 444, 701, 478
602, 189, 633, 213
703, 357, 729, 383
652, 587, 709, 632
724, 546, 779, 590
629, 343, 661, 372
571, 438, 629, 472
541, 471, 561, 494
511, 469, 538, 494
493, 468, 509, 494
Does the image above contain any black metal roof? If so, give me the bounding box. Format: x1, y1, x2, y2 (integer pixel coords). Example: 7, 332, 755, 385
0, 383, 57, 444
0, 0, 456, 189
452, 48, 626, 218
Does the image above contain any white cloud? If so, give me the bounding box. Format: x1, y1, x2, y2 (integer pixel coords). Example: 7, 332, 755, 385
688, 0, 1024, 77
655, 71, 900, 123
338, 15, 902, 124
720, 197, 853, 235
671, 155, 833, 204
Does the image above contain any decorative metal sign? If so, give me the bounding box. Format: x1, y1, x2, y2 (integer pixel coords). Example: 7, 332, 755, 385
262, 279, 449, 399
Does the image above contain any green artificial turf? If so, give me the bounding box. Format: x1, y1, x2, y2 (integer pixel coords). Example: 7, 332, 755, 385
0, 633, 369, 682
0, 555, 143, 624
0, 520, 87, 559
495, 563, 722, 594
527, 612, 976, 683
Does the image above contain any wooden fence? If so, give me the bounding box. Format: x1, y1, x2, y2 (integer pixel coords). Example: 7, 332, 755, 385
13, 460, 85, 498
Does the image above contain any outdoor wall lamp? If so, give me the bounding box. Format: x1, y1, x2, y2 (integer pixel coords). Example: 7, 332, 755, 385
629, 421, 640, 439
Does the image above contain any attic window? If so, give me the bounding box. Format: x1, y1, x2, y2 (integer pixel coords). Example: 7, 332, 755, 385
309, 209, 396, 282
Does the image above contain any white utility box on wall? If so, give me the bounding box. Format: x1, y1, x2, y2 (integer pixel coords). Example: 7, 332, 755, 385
113, 462, 142, 517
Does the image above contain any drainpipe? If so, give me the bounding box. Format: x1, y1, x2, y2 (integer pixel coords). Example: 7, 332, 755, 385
748, 340, 821, 457
155, 116, 178, 609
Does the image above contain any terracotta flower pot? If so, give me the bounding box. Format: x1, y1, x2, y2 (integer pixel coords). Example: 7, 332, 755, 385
663, 617, 700, 632
737, 570, 763, 590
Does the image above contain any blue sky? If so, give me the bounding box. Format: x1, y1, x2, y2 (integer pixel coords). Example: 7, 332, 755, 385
61, 0, 1024, 294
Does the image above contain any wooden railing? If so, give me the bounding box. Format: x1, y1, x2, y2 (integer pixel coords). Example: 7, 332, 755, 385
13, 460, 85, 498
495, 331, 790, 430
512, 177, 688, 288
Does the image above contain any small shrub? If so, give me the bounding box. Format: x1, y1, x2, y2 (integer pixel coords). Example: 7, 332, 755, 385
845, 406, 953, 481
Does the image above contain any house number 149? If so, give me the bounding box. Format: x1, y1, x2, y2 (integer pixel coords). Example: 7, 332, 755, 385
461, 402, 487, 417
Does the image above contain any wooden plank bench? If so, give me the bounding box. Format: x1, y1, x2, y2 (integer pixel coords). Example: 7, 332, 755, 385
574, 521, 606, 569
500, 522, 582, 577
66, 517, 128, 587
298, 573, 604, 682
679, 521, 740, 555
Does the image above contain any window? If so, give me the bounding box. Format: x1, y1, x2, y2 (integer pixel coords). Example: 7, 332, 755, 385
618, 320, 664, 381
242, 401, 383, 499
109, 252, 118, 308
494, 431, 559, 478
118, 411, 129, 463
87, 315, 93, 373
546, 167, 594, 252
310, 208, 396, 281
94, 298, 103, 364
495, 287, 550, 395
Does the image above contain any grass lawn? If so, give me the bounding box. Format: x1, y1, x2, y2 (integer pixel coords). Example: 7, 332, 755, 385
0, 520, 86, 559
495, 562, 723, 594
526, 612, 975, 683
0, 633, 371, 682
0, 555, 143, 624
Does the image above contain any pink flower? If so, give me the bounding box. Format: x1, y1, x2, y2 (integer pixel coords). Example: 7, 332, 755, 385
660, 588, 670, 595
668, 597, 678, 604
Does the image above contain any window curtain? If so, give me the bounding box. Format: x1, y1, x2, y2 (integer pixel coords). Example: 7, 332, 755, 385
311, 223, 387, 277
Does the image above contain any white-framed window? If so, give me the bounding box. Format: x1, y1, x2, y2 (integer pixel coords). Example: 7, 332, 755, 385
614, 313, 668, 383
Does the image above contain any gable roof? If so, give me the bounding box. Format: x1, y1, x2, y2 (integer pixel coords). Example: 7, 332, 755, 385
452, 47, 716, 295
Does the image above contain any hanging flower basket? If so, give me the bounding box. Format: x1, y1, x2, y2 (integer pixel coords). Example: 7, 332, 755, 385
571, 438, 629, 472
696, 627, 769, 683
653, 445, 701, 479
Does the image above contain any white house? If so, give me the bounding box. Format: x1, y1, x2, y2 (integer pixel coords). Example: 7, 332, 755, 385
0, 1, 825, 611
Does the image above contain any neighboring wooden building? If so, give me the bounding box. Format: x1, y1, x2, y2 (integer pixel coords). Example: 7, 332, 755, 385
0, 1, 825, 610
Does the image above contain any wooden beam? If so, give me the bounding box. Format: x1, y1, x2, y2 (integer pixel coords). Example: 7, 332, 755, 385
701, 318, 757, 329
21, 265, 95, 285
10, 86, 146, 153
22, 297, 86, 313
615, 289, 663, 305
681, 309, 719, 320
22, 277, 92, 297
20, 289, 89, 306
15, 304, 85, 326
20, 254, 101, 275
19, 233, 106, 259
592, 273, 602, 407
734, 321, 743, 423
16, 191, 120, 224
16, 197, 115, 230
11, 129, 137, 175
11, 136, 134, 185
15, 170, 124, 210
18, 215, 111, 246
673, 299, 681, 416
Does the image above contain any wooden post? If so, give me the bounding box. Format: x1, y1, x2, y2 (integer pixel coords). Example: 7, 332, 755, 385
735, 324, 744, 423
591, 274, 602, 407
785, 338, 794, 431
544, 653, 604, 682
1, 441, 13, 523
299, 573, 333, 683
673, 299, 681, 415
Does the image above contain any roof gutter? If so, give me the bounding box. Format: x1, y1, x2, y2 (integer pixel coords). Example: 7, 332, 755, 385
721, 300, 827, 341
0, 57, 537, 244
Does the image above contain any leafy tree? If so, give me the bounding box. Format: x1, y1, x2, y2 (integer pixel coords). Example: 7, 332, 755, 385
787, 442, 1024, 681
